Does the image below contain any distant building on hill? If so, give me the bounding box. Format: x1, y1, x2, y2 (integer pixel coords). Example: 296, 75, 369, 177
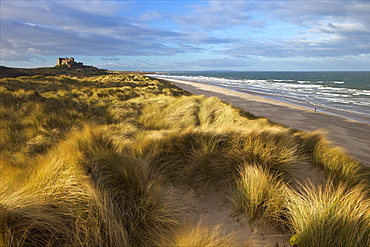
57, 57, 84, 68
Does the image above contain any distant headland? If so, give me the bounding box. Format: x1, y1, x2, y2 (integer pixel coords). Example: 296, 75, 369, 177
0, 57, 108, 78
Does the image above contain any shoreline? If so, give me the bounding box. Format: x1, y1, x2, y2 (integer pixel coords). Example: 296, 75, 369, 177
153, 76, 370, 125
153, 76, 370, 166
231, 86, 370, 125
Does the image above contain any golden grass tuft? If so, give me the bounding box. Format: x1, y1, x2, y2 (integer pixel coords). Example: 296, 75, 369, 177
166, 220, 240, 247
0, 155, 95, 246
59, 126, 179, 246
231, 164, 287, 227
286, 181, 370, 247
0, 125, 179, 246
126, 126, 298, 190
295, 130, 364, 185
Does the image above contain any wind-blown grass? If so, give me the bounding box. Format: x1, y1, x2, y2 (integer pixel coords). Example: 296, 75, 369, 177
1, 125, 178, 246
68, 126, 178, 246
294, 130, 364, 186
166, 220, 240, 246
129, 127, 297, 189
286, 181, 370, 247
0, 152, 95, 246
0, 74, 187, 166
1, 72, 369, 246
231, 164, 287, 227
0, 73, 186, 246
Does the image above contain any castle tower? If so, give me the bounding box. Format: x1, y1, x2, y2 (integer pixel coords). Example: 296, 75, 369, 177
56, 57, 83, 68
57, 58, 63, 66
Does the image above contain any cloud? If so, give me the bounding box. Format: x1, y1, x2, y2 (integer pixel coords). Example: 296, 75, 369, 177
0, 1, 189, 62
221, 1, 370, 59
265, 1, 370, 40
1, 0, 236, 63
101, 57, 120, 61
224, 33, 370, 59
1, 0, 369, 70
188, 57, 251, 68
137, 10, 164, 22
0, 49, 35, 62
266, 1, 369, 25
172, 1, 262, 29
1, 1, 122, 32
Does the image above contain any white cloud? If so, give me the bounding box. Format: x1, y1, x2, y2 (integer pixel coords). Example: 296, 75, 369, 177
55, 0, 126, 17
0, 2, 188, 61
172, 1, 260, 29
138, 10, 163, 22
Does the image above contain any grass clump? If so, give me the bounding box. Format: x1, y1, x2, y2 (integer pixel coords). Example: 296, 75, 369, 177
133, 127, 298, 189
137, 95, 253, 130
70, 126, 178, 246
295, 130, 364, 185
286, 181, 370, 247
227, 128, 298, 177
0, 154, 96, 246
0, 126, 178, 246
166, 221, 240, 246
231, 164, 287, 228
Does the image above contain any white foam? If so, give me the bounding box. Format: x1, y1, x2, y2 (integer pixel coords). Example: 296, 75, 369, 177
153, 74, 370, 117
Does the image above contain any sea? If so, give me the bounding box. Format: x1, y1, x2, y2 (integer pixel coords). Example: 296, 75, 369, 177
153, 71, 370, 122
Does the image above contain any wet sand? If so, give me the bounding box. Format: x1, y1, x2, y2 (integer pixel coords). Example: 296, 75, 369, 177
162, 78, 370, 166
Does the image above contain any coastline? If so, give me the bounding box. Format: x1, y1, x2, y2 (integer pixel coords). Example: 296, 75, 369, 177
234, 87, 370, 125
155, 77, 370, 166
154, 76, 370, 124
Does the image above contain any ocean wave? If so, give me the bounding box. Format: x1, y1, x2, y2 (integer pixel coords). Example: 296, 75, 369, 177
154, 73, 370, 117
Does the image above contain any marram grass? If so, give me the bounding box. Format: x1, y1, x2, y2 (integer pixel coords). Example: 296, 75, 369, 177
1, 73, 369, 246
0, 126, 178, 246
294, 130, 365, 186
165, 220, 241, 246
231, 164, 287, 227
286, 181, 370, 247
130, 127, 298, 188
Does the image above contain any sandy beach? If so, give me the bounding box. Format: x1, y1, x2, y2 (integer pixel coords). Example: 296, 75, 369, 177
161, 78, 370, 166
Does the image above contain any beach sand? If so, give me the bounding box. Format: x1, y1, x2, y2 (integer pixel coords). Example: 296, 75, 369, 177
170, 185, 295, 247
162, 78, 370, 166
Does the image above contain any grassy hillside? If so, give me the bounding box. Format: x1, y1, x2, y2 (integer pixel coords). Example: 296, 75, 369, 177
1, 73, 369, 246
0, 65, 109, 78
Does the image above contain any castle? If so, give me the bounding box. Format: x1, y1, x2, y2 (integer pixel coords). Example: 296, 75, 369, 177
57, 57, 84, 68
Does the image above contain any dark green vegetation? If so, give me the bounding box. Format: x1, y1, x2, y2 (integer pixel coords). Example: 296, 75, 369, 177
0, 65, 109, 78
1, 72, 369, 246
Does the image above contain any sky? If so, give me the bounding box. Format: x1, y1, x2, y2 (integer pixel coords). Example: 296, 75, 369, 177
1, 0, 370, 71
